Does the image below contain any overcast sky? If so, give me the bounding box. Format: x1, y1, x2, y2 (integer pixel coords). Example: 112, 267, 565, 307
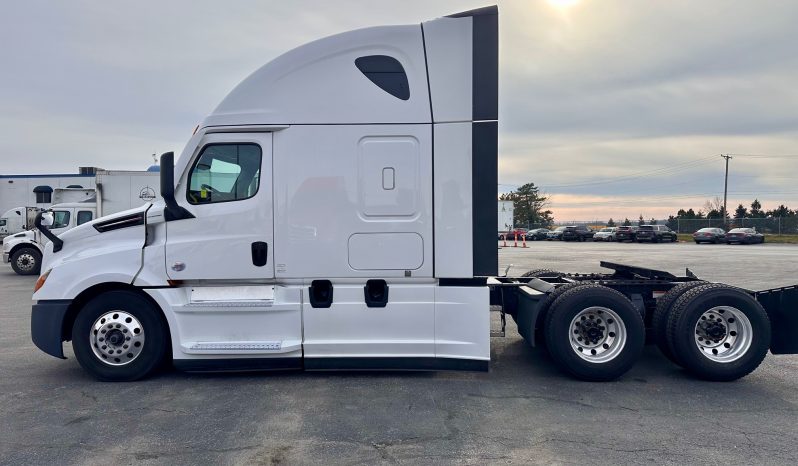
1, 0, 796, 220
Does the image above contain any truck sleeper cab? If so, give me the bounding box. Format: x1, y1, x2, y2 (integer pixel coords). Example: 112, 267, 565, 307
31, 7, 498, 381
29, 6, 798, 383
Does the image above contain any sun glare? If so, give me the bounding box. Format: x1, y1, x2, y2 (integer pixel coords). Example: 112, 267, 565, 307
547, 0, 581, 8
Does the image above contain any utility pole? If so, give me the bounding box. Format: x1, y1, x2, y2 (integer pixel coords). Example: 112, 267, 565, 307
721, 154, 732, 223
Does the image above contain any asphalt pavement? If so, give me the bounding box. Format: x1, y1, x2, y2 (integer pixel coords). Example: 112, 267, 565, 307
1, 242, 797, 465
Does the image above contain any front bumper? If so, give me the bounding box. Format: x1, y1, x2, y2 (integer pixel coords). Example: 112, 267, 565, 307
31, 300, 72, 359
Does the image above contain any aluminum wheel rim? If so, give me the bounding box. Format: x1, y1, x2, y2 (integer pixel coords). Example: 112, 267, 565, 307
694, 306, 752, 363
90, 311, 145, 366
15, 253, 36, 272
569, 306, 627, 363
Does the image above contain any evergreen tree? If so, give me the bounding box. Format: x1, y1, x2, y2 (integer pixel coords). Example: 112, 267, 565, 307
607, 218, 616, 227
750, 199, 764, 218
734, 204, 747, 219
622, 218, 631, 226
499, 182, 554, 228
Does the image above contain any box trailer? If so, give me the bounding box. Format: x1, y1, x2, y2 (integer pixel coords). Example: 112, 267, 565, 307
29, 6, 798, 382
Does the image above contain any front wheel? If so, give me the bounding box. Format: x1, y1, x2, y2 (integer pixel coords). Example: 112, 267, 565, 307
10, 247, 42, 275
72, 290, 169, 382
544, 284, 645, 381
666, 284, 770, 381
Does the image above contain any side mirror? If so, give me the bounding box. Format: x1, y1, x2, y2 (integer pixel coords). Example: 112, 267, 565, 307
40, 212, 54, 227
159, 152, 194, 221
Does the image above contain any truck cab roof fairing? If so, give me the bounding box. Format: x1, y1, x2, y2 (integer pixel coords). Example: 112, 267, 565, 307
202, 25, 431, 127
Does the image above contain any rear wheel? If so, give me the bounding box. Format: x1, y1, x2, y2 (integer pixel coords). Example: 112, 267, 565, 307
72, 290, 169, 382
652, 281, 707, 365
665, 283, 770, 381
10, 247, 41, 275
544, 284, 645, 381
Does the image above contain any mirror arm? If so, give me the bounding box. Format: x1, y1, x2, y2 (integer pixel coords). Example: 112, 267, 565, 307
34, 212, 64, 253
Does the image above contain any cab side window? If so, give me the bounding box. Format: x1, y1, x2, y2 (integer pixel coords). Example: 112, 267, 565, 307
52, 211, 70, 229
187, 144, 262, 205
77, 211, 93, 225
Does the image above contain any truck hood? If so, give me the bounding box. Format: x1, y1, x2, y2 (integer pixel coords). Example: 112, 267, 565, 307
41, 204, 151, 273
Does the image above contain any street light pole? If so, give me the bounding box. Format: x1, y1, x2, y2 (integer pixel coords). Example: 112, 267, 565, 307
721, 154, 732, 223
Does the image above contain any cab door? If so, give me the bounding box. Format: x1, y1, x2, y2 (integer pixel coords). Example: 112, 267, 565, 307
165, 132, 274, 281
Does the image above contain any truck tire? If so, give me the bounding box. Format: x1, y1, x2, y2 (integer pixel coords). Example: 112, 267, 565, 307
521, 269, 564, 279
544, 284, 645, 381
524, 281, 592, 348
665, 283, 770, 381
10, 247, 42, 275
72, 290, 169, 382
652, 281, 707, 365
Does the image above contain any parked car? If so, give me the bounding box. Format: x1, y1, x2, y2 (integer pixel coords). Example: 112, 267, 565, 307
561, 225, 595, 242
525, 228, 550, 241
593, 227, 617, 242
693, 227, 726, 244
636, 225, 677, 243
726, 228, 764, 244
615, 225, 639, 242
547, 226, 567, 240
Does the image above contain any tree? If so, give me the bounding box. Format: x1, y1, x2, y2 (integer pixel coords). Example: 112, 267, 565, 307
622, 218, 631, 226
734, 204, 747, 219
649, 218, 657, 225
499, 182, 554, 228
702, 196, 728, 220
607, 218, 616, 227
767, 204, 792, 218
638, 215, 645, 226
750, 199, 764, 218
666, 215, 678, 231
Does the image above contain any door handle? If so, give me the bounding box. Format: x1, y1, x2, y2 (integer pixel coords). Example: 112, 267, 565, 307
251, 242, 268, 267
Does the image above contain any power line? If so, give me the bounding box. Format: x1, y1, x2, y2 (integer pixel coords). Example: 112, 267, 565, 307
538, 155, 718, 189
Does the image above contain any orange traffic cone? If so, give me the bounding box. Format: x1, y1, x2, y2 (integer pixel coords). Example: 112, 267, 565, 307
513, 233, 518, 247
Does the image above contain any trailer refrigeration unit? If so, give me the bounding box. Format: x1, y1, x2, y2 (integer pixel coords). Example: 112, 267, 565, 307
29, 6, 798, 382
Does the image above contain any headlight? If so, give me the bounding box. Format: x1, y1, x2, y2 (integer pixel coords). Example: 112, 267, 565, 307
34, 269, 51, 293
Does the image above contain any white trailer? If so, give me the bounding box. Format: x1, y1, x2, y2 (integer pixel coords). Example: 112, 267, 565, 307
29, 6, 798, 383
498, 200, 514, 232
0, 206, 42, 237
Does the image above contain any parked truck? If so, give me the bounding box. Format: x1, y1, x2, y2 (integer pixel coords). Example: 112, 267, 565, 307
4, 171, 159, 275
0, 206, 42, 238
29, 6, 798, 383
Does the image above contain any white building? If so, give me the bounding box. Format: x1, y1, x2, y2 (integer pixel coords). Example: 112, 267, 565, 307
0, 170, 97, 213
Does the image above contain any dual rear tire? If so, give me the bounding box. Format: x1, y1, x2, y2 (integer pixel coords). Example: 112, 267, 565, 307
654, 283, 770, 381
542, 284, 645, 381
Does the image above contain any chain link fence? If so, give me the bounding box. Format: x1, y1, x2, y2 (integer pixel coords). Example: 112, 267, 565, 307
514, 217, 798, 235
667, 217, 798, 235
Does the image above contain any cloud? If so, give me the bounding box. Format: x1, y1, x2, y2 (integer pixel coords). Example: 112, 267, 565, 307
1, 0, 796, 219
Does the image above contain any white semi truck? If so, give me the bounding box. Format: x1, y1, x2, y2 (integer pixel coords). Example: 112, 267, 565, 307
30, 6, 798, 382
4, 172, 159, 275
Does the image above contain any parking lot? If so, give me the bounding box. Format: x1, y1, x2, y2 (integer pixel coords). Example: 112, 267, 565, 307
2, 242, 798, 465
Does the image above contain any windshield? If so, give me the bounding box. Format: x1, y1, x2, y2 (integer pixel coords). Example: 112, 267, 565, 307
0, 219, 6, 226
639, 226, 654, 230
555, 226, 567, 232
697, 228, 713, 232
600, 228, 612, 232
